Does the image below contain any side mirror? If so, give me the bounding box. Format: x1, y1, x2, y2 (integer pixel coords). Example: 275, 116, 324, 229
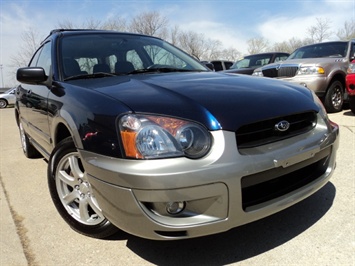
17, 67, 47, 84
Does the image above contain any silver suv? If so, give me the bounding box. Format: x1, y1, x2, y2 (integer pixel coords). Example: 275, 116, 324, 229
253, 41, 355, 113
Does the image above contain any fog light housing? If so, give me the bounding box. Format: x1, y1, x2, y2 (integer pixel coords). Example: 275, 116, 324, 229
166, 201, 185, 215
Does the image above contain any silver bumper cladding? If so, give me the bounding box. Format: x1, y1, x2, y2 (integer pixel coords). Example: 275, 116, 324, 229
81, 113, 339, 240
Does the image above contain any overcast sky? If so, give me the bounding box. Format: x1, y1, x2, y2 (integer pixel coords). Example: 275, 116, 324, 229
1, 0, 354, 86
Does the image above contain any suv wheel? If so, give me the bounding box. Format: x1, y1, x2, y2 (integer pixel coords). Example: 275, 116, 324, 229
48, 137, 118, 239
324, 81, 344, 113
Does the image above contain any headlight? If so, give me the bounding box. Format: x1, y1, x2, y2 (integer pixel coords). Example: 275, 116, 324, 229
252, 69, 263, 76
119, 114, 212, 159
297, 66, 325, 75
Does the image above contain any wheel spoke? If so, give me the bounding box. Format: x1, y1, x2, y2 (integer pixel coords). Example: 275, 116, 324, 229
58, 169, 76, 187
87, 197, 104, 219
68, 155, 84, 180
62, 190, 79, 205
79, 199, 91, 221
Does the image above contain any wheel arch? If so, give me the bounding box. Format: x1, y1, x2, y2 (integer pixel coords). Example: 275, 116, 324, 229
54, 122, 72, 147
327, 72, 345, 92
52, 116, 83, 151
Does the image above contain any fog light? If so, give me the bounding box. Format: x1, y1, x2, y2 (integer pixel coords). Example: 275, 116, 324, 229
166, 201, 185, 215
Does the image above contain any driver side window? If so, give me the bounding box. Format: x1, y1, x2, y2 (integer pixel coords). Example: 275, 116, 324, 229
29, 42, 52, 76
36, 42, 52, 75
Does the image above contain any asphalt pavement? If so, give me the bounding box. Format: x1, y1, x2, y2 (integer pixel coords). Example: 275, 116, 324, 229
1, 107, 354, 266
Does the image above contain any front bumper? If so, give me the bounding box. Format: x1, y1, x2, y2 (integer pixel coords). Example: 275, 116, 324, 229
277, 76, 328, 97
80, 113, 339, 240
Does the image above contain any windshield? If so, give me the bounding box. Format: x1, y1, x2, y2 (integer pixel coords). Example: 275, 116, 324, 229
60, 33, 208, 79
230, 54, 273, 69
288, 42, 348, 59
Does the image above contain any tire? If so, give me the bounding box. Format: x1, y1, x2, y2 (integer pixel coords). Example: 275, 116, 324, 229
47, 137, 118, 239
349, 96, 355, 114
0, 99, 7, 108
19, 121, 42, 158
323, 81, 344, 113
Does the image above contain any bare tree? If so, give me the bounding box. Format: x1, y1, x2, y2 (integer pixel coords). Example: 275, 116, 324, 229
337, 19, 355, 40
57, 17, 102, 29
176, 30, 225, 61
178, 31, 204, 60
129, 11, 169, 38
83, 18, 102, 29
270, 37, 312, 53
167, 25, 181, 46
56, 19, 76, 29
247, 37, 269, 54
307, 17, 332, 43
211, 47, 241, 61
102, 17, 127, 31
10, 27, 43, 69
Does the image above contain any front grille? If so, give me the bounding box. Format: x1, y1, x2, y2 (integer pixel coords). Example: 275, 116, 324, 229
241, 146, 331, 210
262, 66, 299, 78
236, 111, 317, 149
277, 66, 298, 77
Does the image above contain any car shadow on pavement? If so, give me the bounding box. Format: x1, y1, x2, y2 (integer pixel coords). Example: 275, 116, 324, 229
116, 182, 335, 265
342, 110, 354, 116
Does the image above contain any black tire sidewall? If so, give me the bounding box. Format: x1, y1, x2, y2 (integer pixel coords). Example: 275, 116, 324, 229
349, 96, 355, 114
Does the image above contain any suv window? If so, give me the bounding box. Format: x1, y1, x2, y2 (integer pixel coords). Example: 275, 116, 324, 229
289, 42, 348, 59
29, 42, 52, 75
36, 42, 52, 75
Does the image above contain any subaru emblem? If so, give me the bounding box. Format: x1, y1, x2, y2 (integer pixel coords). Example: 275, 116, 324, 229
275, 120, 290, 132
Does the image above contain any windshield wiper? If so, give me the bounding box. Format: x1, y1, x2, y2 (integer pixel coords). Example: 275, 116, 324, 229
64, 72, 119, 81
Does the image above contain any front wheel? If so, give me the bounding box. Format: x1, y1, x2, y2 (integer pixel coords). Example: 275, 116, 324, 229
47, 137, 118, 239
324, 81, 344, 113
0, 99, 8, 108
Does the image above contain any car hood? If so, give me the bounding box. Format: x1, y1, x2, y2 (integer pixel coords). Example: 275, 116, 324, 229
72, 72, 318, 131
222, 67, 256, 75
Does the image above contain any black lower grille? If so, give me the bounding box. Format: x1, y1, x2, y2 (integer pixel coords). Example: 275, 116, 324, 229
262, 68, 278, 78
241, 146, 331, 210
236, 112, 317, 149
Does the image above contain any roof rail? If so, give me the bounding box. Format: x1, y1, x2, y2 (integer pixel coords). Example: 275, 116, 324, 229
41, 29, 101, 44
